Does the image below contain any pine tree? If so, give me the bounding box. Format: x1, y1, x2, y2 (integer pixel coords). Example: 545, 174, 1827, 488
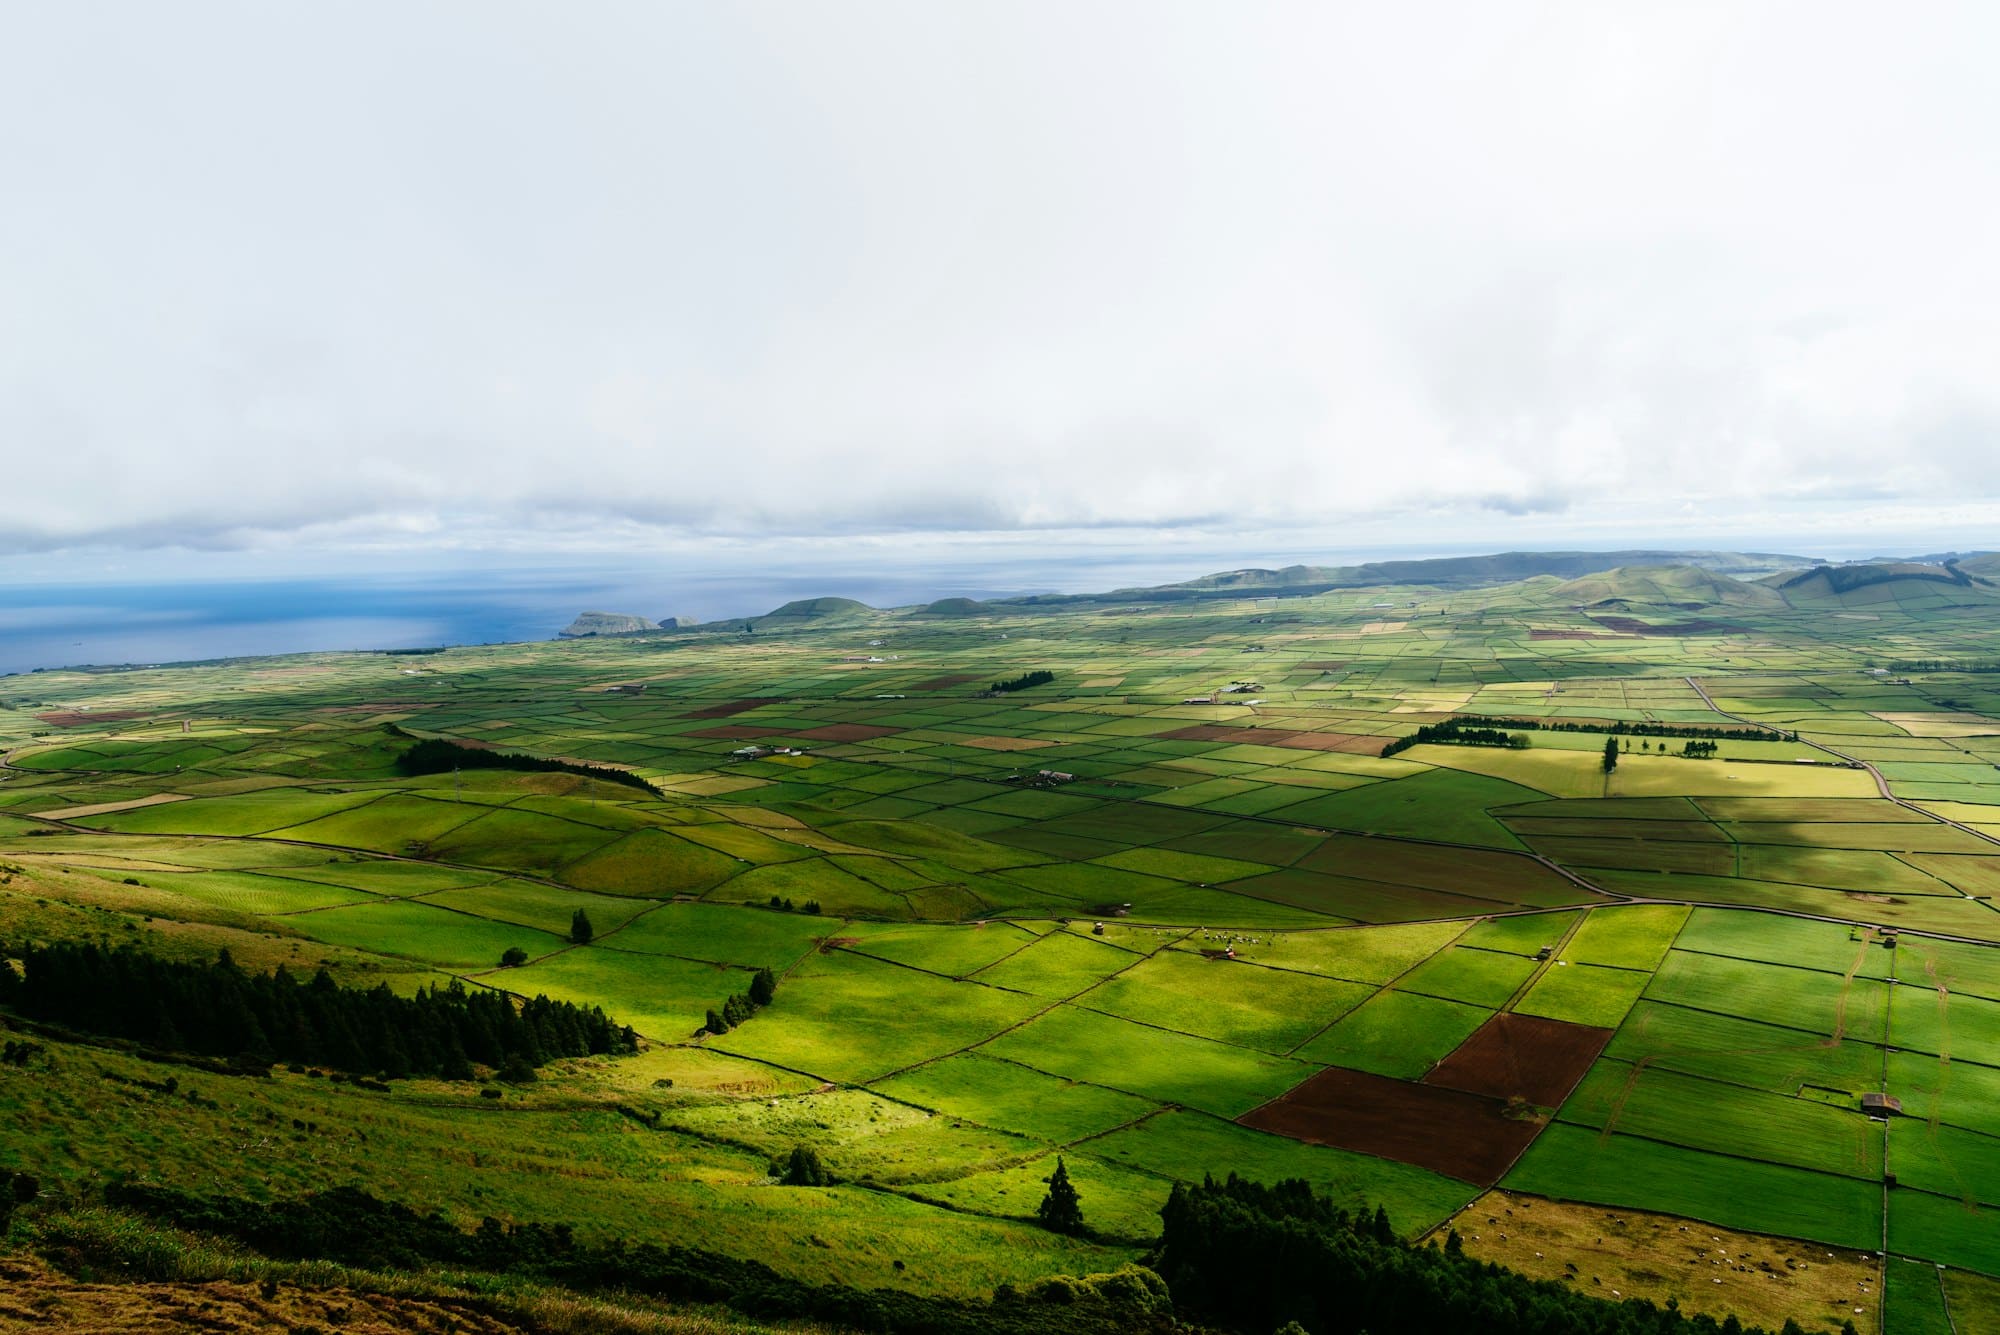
569, 910, 594, 944
749, 968, 777, 1008
1037, 1156, 1085, 1235
1601, 736, 1619, 773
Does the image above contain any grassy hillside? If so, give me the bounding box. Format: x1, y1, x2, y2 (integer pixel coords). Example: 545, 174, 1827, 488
12, 558, 2000, 1333
1544, 565, 1785, 610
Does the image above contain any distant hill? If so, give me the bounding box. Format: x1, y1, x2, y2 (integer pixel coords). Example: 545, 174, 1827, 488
558, 611, 658, 638
996, 550, 1810, 607
1544, 565, 1785, 611
909, 597, 989, 618
761, 596, 873, 621
565, 549, 1840, 632
681, 596, 883, 633
1771, 561, 2000, 604
1953, 553, 2000, 578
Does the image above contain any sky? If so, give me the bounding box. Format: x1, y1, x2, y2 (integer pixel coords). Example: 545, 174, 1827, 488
6, 1, 1999, 582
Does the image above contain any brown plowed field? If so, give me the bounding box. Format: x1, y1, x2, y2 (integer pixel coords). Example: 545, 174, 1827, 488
1589, 616, 1743, 636
35, 709, 151, 727
792, 723, 901, 742
914, 673, 981, 690
1423, 1012, 1612, 1107
682, 697, 783, 718
1239, 1066, 1542, 1184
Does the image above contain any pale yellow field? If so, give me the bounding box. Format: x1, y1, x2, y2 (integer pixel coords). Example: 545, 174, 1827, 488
1406, 746, 1881, 800
31, 792, 192, 820
1871, 711, 2000, 738
1445, 1190, 1880, 1334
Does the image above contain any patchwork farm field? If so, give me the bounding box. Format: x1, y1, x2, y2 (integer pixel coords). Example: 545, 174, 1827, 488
10, 560, 2000, 1333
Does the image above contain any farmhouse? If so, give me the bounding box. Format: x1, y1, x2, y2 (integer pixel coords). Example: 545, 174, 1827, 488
730, 745, 804, 760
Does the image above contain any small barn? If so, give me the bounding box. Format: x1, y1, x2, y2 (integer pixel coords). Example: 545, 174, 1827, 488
1861, 1093, 1904, 1117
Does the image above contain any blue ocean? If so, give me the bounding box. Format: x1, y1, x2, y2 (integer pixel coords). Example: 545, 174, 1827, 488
0, 553, 1252, 677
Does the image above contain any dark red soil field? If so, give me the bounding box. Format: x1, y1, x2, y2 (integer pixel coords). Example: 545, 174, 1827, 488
1423, 1012, 1612, 1108
1588, 616, 1743, 636
35, 709, 150, 727
1239, 1066, 1542, 1184
683, 698, 784, 719
1161, 723, 1288, 743
913, 674, 981, 690
792, 724, 901, 742
1528, 629, 1625, 640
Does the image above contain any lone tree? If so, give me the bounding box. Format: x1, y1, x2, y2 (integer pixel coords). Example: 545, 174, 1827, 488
500, 946, 529, 967
779, 1145, 829, 1186
570, 909, 594, 944
1037, 1156, 1085, 1235
1601, 736, 1619, 774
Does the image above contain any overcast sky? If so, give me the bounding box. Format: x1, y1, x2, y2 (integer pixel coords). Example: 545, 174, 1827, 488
6, 1, 1999, 574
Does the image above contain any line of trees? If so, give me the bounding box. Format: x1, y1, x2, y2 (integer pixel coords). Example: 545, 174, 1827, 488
704, 967, 777, 1035
1152, 1174, 1822, 1335
1885, 660, 2000, 674
1452, 714, 1784, 742
991, 670, 1056, 694
390, 730, 661, 797
0, 943, 636, 1079
1383, 712, 1786, 759
1380, 720, 1528, 757
766, 895, 823, 914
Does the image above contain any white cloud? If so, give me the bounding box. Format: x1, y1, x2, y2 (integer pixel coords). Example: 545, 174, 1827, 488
3, 1, 1997, 557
